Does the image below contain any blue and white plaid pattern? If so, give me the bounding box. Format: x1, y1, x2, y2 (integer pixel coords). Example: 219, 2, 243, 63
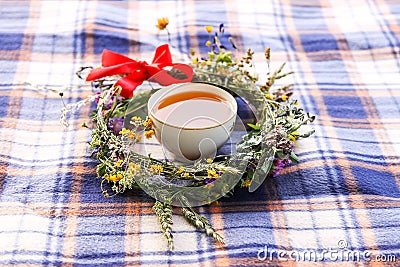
0, 0, 399, 265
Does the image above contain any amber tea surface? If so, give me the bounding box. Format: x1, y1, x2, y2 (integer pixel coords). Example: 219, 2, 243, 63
153, 90, 234, 128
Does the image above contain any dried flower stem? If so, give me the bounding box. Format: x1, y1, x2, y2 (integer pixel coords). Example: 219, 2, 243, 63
182, 207, 224, 244
153, 200, 174, 250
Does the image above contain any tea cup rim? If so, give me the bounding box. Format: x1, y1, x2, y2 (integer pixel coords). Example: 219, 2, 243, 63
148, 83, 237, 130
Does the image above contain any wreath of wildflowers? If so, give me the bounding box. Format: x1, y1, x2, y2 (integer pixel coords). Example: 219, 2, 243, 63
58, 20, 315, 249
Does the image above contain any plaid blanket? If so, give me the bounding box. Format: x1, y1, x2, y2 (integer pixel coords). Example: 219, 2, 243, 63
1, 0, 400, 266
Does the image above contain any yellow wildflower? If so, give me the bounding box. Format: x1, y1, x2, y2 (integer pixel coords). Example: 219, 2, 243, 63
156, 17, 169, 30
288, 131, 299, 142
143, 118, 152, 128
130, 163, 141, 170
177, 166, 184, 174
242, 179, 251, 187
265, 93, 273, 100
128, 163, 141, 174
108, 173, 123, 182
115, 159, 123, 167
206, 158, 213, 163
205, 25, 213, 33
128, 168, 137, 176
127, 131, 136, 139
205, 40, 211, 47
207, 169, 219, 179
130, 116, 142, 124
131, 116, 141, 122
119, 128, 131, 135
144, 129, 155, 139
184, 172, 190, 178
192, 57, 199, 64
150, 164, 164, 174
282, 95, 288, 101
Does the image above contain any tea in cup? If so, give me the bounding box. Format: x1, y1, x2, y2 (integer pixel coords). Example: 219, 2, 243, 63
147, 83, 237, 161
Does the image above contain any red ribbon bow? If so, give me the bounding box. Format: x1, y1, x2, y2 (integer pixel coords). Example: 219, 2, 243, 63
86, 44, 193, 98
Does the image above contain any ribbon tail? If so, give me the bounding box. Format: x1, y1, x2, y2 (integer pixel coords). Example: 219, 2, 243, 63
148, 63, 194, 86
115, 76, 144, 98
151, 44, 172, 65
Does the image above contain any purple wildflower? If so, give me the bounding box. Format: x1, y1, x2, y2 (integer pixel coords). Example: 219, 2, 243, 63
271, 158, 292, 176
205, 178, 216, 184
96, 94, 124, 110
94, 92, 101, 104
105, 96, 116, 110
107, 117, 124, 135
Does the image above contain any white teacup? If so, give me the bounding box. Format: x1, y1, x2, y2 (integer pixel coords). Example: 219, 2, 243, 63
148, 82, 237, 161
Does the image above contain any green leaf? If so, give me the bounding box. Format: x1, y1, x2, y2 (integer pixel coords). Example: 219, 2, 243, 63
260, 157, 274, 173
96, 163, 107, 177
289, 152, 299, 163
208, 51, 215, 61
299, 129, 315, 138
275, 150, 290, 159
249, 149, 274, 192
247, 123, 260, 131
111, 109, 126, 118
124, 89, 158, 119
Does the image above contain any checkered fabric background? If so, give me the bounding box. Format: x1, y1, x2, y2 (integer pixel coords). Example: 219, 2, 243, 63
1, 0, 399, 266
